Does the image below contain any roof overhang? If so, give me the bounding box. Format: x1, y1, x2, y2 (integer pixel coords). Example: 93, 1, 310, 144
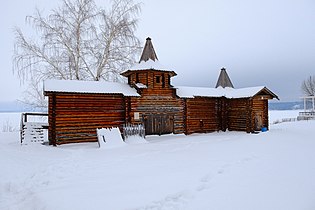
176, 86, 279, 100
43, 80, 140, 97
121, 69, 177, 77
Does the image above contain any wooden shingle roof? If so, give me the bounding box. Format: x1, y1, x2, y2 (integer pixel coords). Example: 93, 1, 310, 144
139, 37, 158, 62
121, 37, 176, 77
215, 68, 234, 88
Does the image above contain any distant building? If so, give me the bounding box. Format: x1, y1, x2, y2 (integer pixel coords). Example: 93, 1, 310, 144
44, 37, 278, 145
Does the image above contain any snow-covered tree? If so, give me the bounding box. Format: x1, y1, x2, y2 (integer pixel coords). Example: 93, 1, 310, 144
301, 75, 315, 96
13, 0, 142, 108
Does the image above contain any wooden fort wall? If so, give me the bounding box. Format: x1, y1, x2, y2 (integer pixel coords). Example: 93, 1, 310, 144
47, 92, 126, 145
184, 97, 220, 134
252, 97, 269, 130
46, 90, 271, 145
127, 88, 185, 135
227, 98, 252, 132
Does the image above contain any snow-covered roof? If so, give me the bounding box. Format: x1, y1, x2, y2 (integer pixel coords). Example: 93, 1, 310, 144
176, 86, 225, 98
129, 60, 169, 71
176, 86, 273, 99
121, 37, 176, 77
44, 80, 140, 97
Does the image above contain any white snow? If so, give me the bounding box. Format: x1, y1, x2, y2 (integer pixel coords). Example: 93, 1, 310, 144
1, 110, 315, 210
22, 122, 48, 145
44, 79, 140, 96
44, 79, 274, 100
176, 85, 270, 99
97, 128, 125, 149
129, 60, 170, 71
135, 83, 148, 89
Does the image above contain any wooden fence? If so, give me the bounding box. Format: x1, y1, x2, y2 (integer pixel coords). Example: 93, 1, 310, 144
122, 123, 145, 139
20, 113, 48, 144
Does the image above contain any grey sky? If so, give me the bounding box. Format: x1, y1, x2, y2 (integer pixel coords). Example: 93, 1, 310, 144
1, 0, 315, 102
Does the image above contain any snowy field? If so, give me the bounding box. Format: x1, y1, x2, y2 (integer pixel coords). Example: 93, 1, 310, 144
1, 110, 315, 210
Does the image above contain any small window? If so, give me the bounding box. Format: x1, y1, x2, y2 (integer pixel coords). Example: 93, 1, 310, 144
156, 76, 160, 83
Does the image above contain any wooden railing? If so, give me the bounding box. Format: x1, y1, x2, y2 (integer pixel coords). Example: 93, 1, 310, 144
297, 111, 315, 121
20, 113, 48, 144
122, 123, 145, 139
299, 111, 315, 116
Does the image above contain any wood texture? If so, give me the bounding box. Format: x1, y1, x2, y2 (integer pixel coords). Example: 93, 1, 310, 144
46, 93, 125, 145
45, 71, 274, 145
185, 97, 219, 134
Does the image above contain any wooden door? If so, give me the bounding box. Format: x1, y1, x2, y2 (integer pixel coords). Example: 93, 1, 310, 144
254, 112, 263, 131
144, 114, 174, 135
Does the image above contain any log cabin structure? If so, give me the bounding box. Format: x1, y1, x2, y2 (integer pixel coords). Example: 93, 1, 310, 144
44, 37, 279, 145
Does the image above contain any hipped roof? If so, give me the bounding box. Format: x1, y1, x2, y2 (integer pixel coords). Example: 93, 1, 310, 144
121, 37, 176, 77
215, 68, 234, 88
139, 37, 158, 62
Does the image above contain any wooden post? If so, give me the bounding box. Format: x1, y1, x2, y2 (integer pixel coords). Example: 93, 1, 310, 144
246, 98, 253, 133
221, 97, 227, 132
51, 94, 57, 146
265, 100, 269, 130
184, 99, 188, 135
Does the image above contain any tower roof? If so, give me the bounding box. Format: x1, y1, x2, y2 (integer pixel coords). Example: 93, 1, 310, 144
215, 68, 234, 88
121, 37, 176, 77
139, 37, 158, 62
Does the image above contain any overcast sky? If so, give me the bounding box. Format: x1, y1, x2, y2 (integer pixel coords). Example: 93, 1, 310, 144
1, 0, 315, 102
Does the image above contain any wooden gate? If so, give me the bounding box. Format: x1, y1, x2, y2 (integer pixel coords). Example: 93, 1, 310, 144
144, 114, 174, 135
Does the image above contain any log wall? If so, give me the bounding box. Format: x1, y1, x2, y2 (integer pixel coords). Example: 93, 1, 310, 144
185, 97, 219, 134
46, 83, 271, 145
252, 98, 269, 130
128, 88, 184, 135
47, 93, 126, 145
227, 98, 251, 132
129, 70, 171, 89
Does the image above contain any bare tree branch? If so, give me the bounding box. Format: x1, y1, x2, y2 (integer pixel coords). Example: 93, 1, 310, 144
302, 75, 315, 96
13, 0, 142, 108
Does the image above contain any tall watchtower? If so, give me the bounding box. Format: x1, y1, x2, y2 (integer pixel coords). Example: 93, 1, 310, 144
120, 37, 184, 135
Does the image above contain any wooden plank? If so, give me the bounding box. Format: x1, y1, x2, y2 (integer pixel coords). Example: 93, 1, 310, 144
48, 93, 126, 144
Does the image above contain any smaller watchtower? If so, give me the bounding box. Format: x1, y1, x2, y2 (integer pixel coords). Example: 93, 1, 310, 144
121, 37, 177, 90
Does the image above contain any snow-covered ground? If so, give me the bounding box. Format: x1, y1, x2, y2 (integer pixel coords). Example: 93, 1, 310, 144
1, 110, 315, 210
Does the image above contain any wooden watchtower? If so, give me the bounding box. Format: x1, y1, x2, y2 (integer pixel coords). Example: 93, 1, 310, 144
121, 37, 185, 135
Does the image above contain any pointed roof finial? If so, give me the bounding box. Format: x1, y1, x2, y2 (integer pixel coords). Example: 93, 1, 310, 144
139, 37, 158, 63
215, 68, 234, 88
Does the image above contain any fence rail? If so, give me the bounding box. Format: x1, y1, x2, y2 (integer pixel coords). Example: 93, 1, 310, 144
297, 111, 315, 121
299, 111, 315, 116
20, 113, 48, 144
122, 123, 145, 139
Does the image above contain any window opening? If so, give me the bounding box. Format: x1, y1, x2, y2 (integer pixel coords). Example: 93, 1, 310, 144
156, 76, 160, 84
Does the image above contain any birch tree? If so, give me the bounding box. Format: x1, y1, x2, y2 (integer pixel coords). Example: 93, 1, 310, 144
13, 0, 141, 108
301, 75, 315, 96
